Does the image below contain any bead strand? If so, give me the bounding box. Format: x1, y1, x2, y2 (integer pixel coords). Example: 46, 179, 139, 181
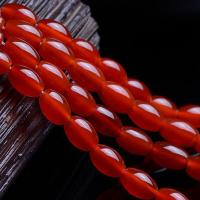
0, 50, 188, 200
1, 3, 198, 128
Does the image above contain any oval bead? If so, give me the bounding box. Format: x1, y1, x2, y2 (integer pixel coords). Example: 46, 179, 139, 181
70, 60, 105, 92
64, 116, 98, 151
179, 105, 200, 128
0, 51, 12, 74
126, 78, 152, 102
88, 106, 122, 137
2, 38, 39, 69
39, 90, 71, 125
151, 96, 177, 118
155, 188, 188, 200
151, 142, 188, 170
64, 84, 96, 116
3, 20, 42, 49
37, 19, 72, 44
116, 127, 153, 156
100, 82, 134, 113
90, 145, 125, 177
161, 120, 198, 147
8, 65, 44, 97
37, 61, 69, 93
39, 39, 73, 70
120, 168, 157, 199
130, 102, 162, 132
186, 156, 200, 181
0, 3, 37, 25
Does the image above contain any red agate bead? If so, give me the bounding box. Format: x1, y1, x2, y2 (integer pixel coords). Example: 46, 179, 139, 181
0, 51, 11, 74
39, 90, 71, 125
64, 116, 98, 151
36, 61, 69, 93
130, 102, 162, 131
0, 3, 37, 25
151, 142, 188, 170
2, 20, 42, 49
120, 168, 157, 199
90, 145, 125, 177
8, 65, 44, 97
186, 156, 200, 181
116, 127, 153, 156
64, 84, 96, 116
2, 38, 39, 69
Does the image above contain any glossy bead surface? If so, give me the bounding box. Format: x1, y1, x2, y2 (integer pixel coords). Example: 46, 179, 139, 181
64, 116, 98, 151
116, 127, 153, 156
100, 82, 134, 113
0, 3, 37, 25
126, 78, 152, 102
90, 145, 125, 177
39, 90, 71, 125
130, 102, 162, 131
120, 168, 157, 199
71, 60, 105, 92
88, 106, 122, 137
155, 188, 188, 200
2, 38, 39, 69
8, 65, 44, 97
161, 120, 198, 147
37, 61, 69, 93
99, 58, 127, 83
37, 19, 72, 44
186, 156, 200, 181
152, 142, 188, 170
3, 20, 42, 49
0, 51, 11, 74
64, 84, 96, 116
39, 39, 73, 70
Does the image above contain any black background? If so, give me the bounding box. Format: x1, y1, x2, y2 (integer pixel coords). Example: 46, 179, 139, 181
3, 0, 200, 199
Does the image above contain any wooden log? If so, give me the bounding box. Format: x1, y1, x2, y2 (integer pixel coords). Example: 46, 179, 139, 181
0, 0, 99, 196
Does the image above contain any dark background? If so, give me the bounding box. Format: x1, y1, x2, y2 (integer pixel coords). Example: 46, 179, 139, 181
3, 0, 200, 199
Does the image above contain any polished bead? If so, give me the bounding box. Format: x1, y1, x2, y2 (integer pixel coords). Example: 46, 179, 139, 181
39, 39, 73, 70
8, 65, 44, 97
151, 142, 188, 170
3, 20, 42, 49
2, 38, 40, 69
116, 127, 153, 156
120, 168, 157, 199
179, 105, 200, 128
39, 90, 71, 125
36, 61, 69, 93
64, 116, 98, 151
0, 51, 11, 74
151, 96, 177, 118
37, 19, 72, 44
100, 82, 134, 113
155, 188, 188, 200
88, 106, 122, 137
186, 156, 200, 181
0, 3, 37, 25
0, 31, 4, 44
64, 84, 96, 116
195, 135, 200, 152
126, 78, 152, 102
90, 145, 125, 177
161, 120, 198, 147
130, 102, 162, 131
70, 60, 105, 92
71, 39, 100, 62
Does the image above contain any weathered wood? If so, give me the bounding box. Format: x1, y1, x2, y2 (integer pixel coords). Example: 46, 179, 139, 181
0, 0, 99, 197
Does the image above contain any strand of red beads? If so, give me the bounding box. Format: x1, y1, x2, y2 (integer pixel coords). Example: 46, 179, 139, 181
1, 3, 199, 129
0, 48, 199, 182
0, 48, 189, 200
0, 5, 200, 152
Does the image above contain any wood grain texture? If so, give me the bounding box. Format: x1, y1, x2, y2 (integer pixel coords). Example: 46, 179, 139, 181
0, 0, 99, 196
